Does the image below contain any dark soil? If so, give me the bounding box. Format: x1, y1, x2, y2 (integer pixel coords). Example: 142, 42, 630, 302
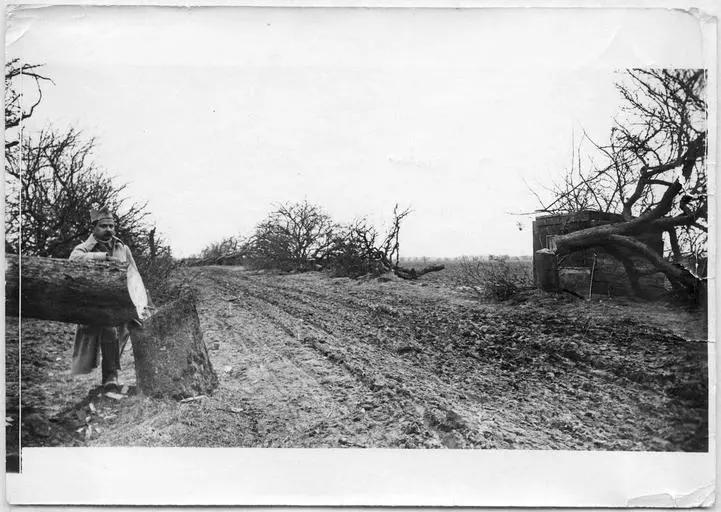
6, 266, 708, 464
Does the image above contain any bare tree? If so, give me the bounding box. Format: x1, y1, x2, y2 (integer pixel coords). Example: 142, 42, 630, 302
536, 69, 707, 301
250, 200, 337, 270
5, 59, 53, 157
380, 204, 411, 268
328, 205, 443, 279
326, 217, 382, 276
6, 128, 152, 258
5, 59, 53, 252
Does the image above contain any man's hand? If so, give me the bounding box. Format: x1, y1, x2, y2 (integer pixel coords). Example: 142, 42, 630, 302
106, 255, 122, 263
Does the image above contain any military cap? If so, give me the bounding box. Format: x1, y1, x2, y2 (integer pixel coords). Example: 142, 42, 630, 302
90, 206, 114, 223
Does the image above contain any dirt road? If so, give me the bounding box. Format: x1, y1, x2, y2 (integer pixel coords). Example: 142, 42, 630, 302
7, 265, 708, 454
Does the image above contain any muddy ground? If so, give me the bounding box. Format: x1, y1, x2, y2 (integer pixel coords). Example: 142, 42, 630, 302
6, 265, 709, 467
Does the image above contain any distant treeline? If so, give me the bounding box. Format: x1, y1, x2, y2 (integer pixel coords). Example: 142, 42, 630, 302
188, 201, 444, 280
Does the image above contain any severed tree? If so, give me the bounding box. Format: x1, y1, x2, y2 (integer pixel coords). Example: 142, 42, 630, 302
329, 205, 444, 279
5, 61, 214, 399
374, 204, 444, 279
536, 69, 707, 303
6, 254, 217, 399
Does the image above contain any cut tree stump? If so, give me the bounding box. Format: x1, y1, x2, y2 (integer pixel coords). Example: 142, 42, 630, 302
130, 291, 218, 400
5, 254, 146, 325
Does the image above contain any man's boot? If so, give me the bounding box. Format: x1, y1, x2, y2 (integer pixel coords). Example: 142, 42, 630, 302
102, 370, 120, 392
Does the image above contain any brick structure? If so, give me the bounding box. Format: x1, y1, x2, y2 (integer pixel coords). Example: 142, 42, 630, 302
532, 211, 666, 297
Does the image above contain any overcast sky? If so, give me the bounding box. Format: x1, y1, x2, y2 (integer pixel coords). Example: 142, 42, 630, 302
7, 6, 705, 257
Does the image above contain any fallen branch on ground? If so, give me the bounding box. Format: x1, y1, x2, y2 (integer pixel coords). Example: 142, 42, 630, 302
393, 264, 445, 280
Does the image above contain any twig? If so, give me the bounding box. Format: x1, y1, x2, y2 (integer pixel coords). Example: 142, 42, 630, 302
180, 395, 206, 403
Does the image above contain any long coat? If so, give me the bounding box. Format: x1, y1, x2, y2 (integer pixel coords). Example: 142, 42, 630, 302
68, 235, 140, 375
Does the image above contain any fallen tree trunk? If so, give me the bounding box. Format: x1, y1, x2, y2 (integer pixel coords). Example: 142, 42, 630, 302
130, 291, 218, 399
5, 254, 145, 325
602, 235, 705, 303
541, 224, 705, 304
558, 227, 704, 297
375, 253, 445, 280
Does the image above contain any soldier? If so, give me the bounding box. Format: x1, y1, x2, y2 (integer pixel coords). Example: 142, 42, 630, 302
69, 206, 142, 392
